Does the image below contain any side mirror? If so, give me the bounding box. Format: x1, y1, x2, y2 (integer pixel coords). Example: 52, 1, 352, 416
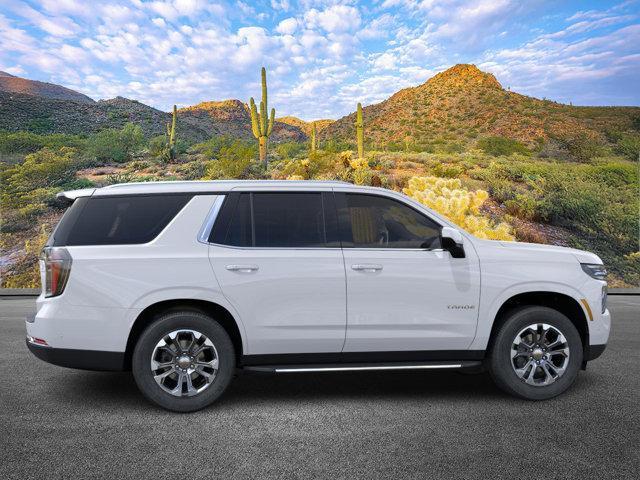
441, 227, 465, 258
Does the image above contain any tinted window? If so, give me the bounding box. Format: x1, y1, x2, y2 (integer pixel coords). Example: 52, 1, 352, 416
52, 195, 192, 246
224, 193, 252, 247
212, 192, 335, 248
253, 193, 325, 247
337, 194, 441, 249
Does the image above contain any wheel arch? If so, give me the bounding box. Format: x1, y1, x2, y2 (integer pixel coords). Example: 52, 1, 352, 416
124, 299, 244, 370
487, 291, 589, 355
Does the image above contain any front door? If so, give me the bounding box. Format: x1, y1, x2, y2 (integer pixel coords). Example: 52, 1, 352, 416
209, 191, 346, 355
336, 192, 481, 354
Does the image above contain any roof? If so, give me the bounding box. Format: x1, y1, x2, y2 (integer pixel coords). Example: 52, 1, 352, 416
57, 180, 355, 200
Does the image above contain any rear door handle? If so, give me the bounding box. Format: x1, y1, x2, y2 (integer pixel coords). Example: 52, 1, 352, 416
226, 264, 259, 273
351, 264, 383, 272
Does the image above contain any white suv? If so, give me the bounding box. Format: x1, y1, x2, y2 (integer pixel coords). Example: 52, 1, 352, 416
26, 181, 610, 411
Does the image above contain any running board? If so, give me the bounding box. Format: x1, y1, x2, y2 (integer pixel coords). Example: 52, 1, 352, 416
243, 360, 482, 373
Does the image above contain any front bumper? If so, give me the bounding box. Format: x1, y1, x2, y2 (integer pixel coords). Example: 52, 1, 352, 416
26, 338, 125, 371
585, 343, 607, 361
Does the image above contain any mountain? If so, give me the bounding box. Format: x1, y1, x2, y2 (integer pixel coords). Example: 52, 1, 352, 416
0, 91, 212, 141
321, 64, 639, 148
277, 116, 334, 135
179, 100, 306, 142
0, 71, 94, 104
0, 78, 305, 143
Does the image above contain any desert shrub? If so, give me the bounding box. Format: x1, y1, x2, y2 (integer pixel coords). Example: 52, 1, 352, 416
555, 132, 603, 162
403, 176, 514, 240
0, 225, 50, 288
615, 133, 640, 160
1, 147, 81, 212
27, 117, 54, 134
204, 140, 256, 179
148, 135, 167, 157
275, 141, 306, 160
505, 194, 540, 220
477, 136, 529, 156
432, 163, 463, 178
281, 151, 337, 180
88, 123, 144, 163
0, 131, 87, 154
175, 160, 206, 180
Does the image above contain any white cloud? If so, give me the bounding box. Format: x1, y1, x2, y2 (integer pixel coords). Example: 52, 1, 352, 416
305, 5, 361, 33
276, 17, 298, 35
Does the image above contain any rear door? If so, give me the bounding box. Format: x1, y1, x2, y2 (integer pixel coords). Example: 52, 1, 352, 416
208, 191, 347, 356
336, 191, 481, 354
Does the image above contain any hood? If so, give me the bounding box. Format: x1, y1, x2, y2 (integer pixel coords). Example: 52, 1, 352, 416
495, 240, 603, 264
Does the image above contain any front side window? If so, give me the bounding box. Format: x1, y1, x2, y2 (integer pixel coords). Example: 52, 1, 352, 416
211, 192, 337, 248
337, 193, 441, 249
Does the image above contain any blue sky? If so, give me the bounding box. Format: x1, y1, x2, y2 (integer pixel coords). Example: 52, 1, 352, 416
0, 0, 638, 120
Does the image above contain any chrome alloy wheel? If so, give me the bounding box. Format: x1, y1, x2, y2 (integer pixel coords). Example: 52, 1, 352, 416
151, 329, 219, 397
511, 323, 570, 387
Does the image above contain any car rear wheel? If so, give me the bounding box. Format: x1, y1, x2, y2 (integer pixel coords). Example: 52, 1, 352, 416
132, 310, 235, 412
488, 306, 583, 400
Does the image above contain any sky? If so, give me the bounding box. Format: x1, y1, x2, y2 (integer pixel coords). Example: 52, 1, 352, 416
0, 0, 638, 121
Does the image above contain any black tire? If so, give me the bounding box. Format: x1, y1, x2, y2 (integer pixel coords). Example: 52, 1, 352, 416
132, 310, 235, 412
488, 306, 583, 400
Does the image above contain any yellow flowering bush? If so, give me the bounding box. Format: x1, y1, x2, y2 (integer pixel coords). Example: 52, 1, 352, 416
403, 176, 514, 240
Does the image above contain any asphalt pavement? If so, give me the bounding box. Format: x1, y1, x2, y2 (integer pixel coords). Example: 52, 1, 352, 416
1, 295, 638, 479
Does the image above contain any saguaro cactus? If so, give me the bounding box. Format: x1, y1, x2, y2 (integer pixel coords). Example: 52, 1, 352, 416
250, 67, 275, 167
310, 122, 317, 152
165, 104, 177, 161
355, 102, 364, 160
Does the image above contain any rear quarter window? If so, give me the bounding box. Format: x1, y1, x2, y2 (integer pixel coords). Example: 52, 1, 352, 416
50, 194, 192, 246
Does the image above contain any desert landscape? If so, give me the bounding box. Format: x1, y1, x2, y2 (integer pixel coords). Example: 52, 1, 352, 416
1, 64, 638, 287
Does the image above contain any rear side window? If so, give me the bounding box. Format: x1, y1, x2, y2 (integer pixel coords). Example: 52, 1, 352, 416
253, 193, 325, 247
51, 195, 192, 246
210, 192, 338, 248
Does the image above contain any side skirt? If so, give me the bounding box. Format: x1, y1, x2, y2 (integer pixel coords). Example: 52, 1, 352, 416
244, 360, 482, 373
240, 350, 486, 372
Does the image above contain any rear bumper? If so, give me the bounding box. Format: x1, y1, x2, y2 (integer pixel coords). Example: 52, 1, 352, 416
26, 339, 125, 371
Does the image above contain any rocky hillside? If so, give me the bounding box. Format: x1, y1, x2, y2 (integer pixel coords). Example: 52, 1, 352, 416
179, 100, 306, 142
0, 71, 94, 104
277, 116, 334, 135
0, 91, 306, 143
321, 64, 640, 148
0, 91, 210, 142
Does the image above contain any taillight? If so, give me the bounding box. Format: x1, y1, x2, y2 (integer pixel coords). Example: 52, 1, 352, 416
40, 247, 72, 297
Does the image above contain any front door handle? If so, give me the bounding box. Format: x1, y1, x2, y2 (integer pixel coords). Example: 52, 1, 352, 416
351, 264, 383, 272
226, 264, 259, 273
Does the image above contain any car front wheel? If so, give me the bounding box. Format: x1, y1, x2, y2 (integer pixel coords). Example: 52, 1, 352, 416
132, 310, 235, 412
488, 306, 583, 400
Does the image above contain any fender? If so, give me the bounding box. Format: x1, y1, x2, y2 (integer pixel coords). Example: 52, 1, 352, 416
125, 286, 249, 353
470, 281, 590, 351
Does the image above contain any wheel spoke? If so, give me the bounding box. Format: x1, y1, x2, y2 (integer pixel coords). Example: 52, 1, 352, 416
195, 365, 216, 381
196, 358, 219, 370
151, 328, 219, 398
184, 373, 197, 396
154, 366, 175, 382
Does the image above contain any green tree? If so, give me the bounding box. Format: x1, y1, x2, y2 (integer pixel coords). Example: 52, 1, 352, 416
88, 123, 143, 162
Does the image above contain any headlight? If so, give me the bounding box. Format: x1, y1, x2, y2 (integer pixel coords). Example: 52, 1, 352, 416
601, 285, 607, 314
581, 263, 607, 280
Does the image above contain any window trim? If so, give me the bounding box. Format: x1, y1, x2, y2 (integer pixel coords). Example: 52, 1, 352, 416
204, 191, 342, 250
334, 192, 444, 251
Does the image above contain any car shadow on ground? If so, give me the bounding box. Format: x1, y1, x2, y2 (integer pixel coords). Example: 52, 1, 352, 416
49, 368, 521, 411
